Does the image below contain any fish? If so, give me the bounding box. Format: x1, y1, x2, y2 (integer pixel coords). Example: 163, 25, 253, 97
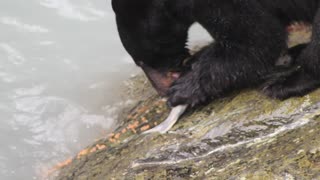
143, 104, 188, 134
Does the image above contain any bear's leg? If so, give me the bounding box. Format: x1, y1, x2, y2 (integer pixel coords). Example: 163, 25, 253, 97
263, 10, 320, 99
168, 0, 287, 107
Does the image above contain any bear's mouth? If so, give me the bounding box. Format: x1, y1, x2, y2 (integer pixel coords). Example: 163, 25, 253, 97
140, 64, 180, 96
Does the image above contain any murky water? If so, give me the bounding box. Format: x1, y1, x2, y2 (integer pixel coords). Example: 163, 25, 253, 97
0, 0, 139, 179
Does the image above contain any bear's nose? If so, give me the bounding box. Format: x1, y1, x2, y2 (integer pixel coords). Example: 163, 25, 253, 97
140, 64, 181, 96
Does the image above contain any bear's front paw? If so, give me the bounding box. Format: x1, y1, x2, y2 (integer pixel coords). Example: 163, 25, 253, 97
167, 72, 208, 107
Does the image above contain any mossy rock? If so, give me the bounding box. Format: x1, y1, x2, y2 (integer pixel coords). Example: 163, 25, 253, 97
56, 26, 320, 180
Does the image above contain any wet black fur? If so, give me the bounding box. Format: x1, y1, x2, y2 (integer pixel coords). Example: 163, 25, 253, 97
112, 0, 320, 107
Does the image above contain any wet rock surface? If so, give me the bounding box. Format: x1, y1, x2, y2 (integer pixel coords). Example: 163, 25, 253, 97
56, 26, 320, 179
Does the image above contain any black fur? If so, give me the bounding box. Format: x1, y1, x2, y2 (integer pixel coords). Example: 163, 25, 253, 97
112, 0, 320, 107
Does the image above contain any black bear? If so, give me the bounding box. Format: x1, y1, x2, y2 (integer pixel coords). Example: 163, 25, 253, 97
112, 0, 320, 108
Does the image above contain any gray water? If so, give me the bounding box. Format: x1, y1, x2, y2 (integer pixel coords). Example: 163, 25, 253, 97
0, 0, 139, 179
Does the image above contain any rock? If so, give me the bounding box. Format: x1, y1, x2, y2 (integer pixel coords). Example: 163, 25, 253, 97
56, 26, 320, 179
